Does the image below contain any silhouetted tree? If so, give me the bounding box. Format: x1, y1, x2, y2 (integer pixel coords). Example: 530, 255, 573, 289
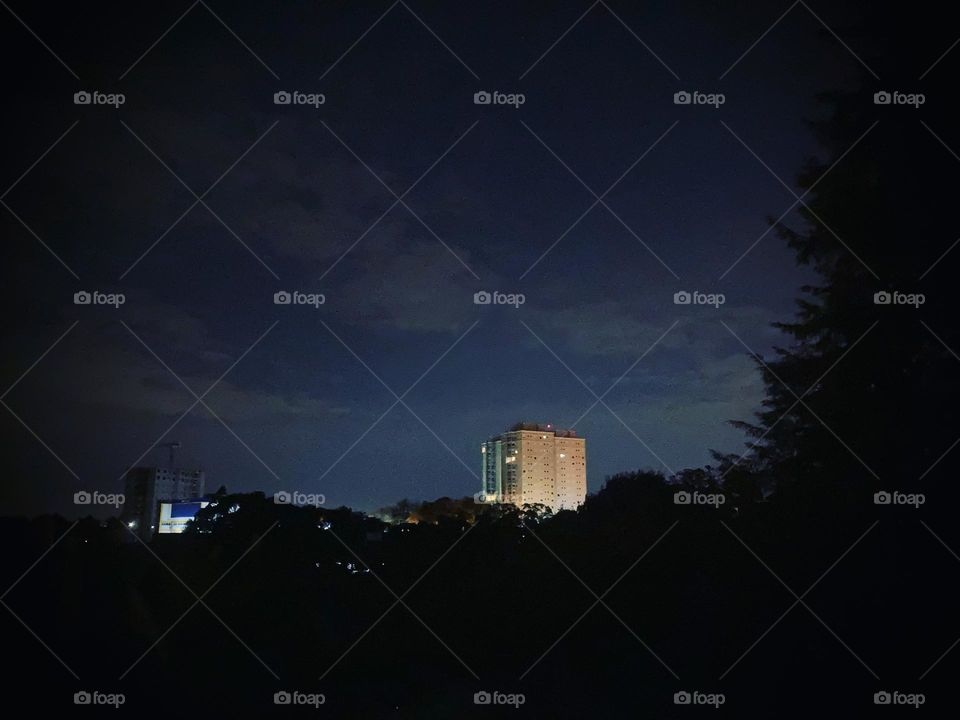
729, 13, 958, 508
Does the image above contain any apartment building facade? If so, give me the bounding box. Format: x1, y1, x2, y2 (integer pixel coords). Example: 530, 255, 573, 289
480, 423, 586, 511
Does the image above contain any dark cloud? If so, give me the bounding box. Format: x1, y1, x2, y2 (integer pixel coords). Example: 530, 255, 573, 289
1, 0, 869, 515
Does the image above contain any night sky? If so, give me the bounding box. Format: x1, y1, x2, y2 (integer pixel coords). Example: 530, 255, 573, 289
2, 0, 876, 516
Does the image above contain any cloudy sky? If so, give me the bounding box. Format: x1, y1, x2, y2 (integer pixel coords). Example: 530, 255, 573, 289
1, 0, 874, 515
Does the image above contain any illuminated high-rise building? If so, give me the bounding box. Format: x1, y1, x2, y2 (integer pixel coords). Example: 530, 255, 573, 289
480, 423, 586, 511
121, 466, 206, 539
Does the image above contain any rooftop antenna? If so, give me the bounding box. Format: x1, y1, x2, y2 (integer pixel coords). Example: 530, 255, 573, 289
160, 441, 181, 469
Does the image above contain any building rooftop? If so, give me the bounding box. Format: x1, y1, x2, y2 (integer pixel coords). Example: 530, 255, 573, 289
503, 422, 579, 438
